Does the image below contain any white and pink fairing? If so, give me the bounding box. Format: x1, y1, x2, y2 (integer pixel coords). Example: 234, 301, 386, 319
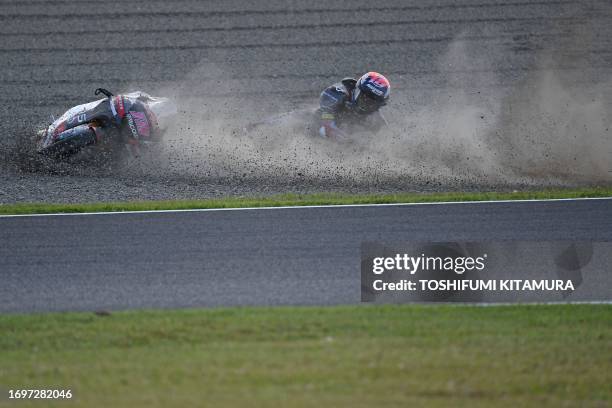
40, 91, 177, 150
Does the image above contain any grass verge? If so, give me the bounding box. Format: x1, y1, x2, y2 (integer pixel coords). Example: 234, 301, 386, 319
0, 304, 610, 407
0, 187, 611, 215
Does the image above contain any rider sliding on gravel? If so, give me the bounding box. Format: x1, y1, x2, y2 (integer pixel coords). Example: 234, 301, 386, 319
317, 71, 390, 140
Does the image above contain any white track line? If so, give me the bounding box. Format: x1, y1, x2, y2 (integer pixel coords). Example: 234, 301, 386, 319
0, 196, 610, 218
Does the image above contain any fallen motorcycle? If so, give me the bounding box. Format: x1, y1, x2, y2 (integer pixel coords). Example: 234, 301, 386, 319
37, 88, 177, 159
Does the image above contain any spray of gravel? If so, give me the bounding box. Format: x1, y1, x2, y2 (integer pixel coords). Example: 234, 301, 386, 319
492, 7, 612, 184
141, 34, 611, 190
4, 29, 608, 192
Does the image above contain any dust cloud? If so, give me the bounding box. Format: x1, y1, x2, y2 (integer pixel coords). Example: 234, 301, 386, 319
6, 29, 609, 191
146, 34, 611, 189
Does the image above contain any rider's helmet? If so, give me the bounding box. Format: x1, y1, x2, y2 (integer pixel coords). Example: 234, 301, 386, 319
352, 72, 391, 113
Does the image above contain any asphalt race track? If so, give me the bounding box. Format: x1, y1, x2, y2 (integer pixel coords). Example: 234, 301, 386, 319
0, 2, 611, 312
1, 0, 611, 202
1, 198, 611, 312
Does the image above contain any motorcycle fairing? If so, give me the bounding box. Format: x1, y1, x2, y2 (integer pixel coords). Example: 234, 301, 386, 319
41, 98, 115, 150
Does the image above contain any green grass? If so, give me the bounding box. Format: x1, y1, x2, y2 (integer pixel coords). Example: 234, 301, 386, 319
1, 187, 611, 215
0, 304, 610, 407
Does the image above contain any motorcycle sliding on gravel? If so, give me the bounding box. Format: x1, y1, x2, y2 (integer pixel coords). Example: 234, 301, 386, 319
36, 88, 177, 161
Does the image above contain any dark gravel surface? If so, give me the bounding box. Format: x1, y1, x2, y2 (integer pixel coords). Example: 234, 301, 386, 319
1, 0, 611, 203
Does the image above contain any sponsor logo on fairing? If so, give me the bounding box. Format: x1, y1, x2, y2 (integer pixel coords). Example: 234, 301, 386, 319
113, 96, 125, 119
126, 114, 139, 139
67, 112, 87, 125
128, 111, 150, 137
